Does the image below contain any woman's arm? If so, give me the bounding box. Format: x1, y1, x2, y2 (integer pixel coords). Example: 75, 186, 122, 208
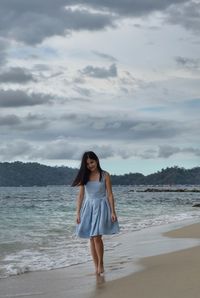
105, 172, 117, 222
76, 185, 84, 224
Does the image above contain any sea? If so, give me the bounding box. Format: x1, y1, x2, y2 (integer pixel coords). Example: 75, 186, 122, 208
0, 185, 200, 279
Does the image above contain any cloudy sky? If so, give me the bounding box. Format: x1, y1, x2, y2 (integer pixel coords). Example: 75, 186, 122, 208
0, 0, 200, 174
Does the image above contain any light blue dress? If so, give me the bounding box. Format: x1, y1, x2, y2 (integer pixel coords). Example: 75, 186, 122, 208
76, 172, 120, 238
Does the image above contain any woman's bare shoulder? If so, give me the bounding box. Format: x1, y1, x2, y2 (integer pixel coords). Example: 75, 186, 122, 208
103, 171, 110, 180
103, 170, 109, 175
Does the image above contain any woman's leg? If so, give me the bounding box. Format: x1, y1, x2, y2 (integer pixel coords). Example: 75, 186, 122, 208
93, 235, 104, 274
90, 237, 98, 273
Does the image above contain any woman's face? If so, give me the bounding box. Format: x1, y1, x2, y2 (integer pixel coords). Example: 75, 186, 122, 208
86, 158, 98, 172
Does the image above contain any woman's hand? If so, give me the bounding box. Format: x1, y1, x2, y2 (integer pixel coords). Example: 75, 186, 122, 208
76, 185, 84, 224
111, 212, 117, 222
76, 213, 81, 224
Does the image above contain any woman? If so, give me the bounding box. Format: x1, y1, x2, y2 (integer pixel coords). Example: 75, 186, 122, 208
72, 151, 119, 275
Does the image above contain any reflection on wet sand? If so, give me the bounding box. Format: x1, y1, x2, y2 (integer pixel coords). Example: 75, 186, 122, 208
93, 273, 106, 297
96, 273, 106, 288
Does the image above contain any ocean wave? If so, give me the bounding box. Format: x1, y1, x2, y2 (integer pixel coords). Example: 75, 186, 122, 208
1, 185, 200, 278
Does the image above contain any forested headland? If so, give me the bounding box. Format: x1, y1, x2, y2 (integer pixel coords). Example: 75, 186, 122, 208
0, 161, 200, 186
0, 162, 200, 186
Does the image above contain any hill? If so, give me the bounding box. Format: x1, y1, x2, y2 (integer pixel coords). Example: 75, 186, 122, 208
111, 166, 200, 185
0, 161, 77, 186
0, 162, 199, 186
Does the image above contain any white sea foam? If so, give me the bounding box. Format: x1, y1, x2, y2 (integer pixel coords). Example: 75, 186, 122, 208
0, 185, 200, 278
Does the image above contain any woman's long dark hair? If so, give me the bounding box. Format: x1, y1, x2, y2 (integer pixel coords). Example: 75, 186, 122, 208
71, 151, 103, 186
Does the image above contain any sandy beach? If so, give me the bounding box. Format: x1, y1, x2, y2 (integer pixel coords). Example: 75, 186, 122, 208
91, 222, 200, 298
1, 221, 200, 298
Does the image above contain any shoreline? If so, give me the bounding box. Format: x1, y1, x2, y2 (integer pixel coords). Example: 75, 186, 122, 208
90, 222, 200, 298
1, 220, 200, 298
136, 187, 200, 192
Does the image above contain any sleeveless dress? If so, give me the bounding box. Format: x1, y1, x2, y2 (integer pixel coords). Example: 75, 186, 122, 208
76, 172, 120, 238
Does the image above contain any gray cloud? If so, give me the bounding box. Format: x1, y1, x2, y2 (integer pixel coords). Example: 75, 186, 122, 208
183, 147, 200, 156
0, 115, 21, 126
119, 71, 143, 86
0, 67, 36, 84
0, 52, 6, 67
19, 114, 49, 132
158, 145, 200, 158
73, 86, 92, 97
1, 138, 200, 162
73, 76, 86, 84
59, 113, 185, 141
166, 1, 200, 33
31, 141, 81, 160
80, 64, 117, 78
133, 23, 161, 30
0, 1, 191, 45
72, 0, 188, 17
0, 140, 33, 160
175, 56, 200, 71
32, 64, 51, 71
0, 138, 116, 161
1, 0, 187, 18
0, 110, 198, 162
158, 145, 181, 158
0, 89, 54, 107
0, 38, 9, 66
92, 51, 118, 62
135, 149, 157, 159
0, 113, 50, 135
0, 3, 115, 45
0, 112, 188, 150
29, 141, 115, 160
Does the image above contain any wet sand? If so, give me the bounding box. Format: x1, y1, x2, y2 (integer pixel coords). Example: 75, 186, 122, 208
1, 222, 200, 298
91, 222, 200, 298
